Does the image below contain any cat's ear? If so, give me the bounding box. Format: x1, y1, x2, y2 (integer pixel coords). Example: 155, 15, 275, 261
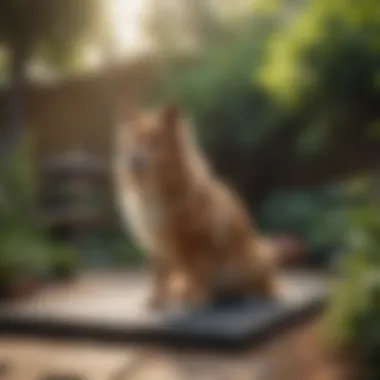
161, 103, 181, 130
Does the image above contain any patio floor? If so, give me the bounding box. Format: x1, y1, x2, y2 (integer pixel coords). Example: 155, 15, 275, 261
0, 270, 331, 349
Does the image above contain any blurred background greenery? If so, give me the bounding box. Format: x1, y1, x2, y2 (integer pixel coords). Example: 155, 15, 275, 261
0, 0, 379, 375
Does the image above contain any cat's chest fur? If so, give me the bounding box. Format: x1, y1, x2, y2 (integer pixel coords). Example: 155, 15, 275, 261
120, 188, 166, 254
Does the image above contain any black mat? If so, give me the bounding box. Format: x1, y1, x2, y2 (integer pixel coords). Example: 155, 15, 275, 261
0, 294, 327, 351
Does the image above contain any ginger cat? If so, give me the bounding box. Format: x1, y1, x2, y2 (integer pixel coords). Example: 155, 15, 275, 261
114, 104, 278, 309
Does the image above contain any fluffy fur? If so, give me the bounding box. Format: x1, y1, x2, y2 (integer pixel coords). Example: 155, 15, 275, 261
114, 105, 278, 309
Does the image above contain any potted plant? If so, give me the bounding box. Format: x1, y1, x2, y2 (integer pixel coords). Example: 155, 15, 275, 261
49, 245, 80, 281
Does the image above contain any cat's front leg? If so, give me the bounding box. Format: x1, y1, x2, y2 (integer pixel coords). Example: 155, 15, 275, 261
171, 261, 212, 309
146, 255, 172, 310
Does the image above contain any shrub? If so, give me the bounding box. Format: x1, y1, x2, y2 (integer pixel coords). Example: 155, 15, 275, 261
0, 135, 80, 292
323, 178, 380, 380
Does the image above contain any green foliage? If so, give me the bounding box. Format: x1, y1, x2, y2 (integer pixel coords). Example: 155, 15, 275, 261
259, 184, 350, 258
0, 136, 36, 228
77, 227, 145, 268
49, 244, 79, 279
156, 22, 290, 158
259, 0, 380, 106
0, 135, 80, 289
105, 231, 146, 267
323, 177, 380, 379
255, 0, 380, 176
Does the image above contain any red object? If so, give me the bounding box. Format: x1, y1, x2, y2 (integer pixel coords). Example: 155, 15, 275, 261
0, 275, 40, 300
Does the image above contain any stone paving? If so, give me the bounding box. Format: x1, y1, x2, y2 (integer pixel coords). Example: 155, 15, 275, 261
0, 319, 353, 380
0, 270, 329, 327
0, 270, 344, 380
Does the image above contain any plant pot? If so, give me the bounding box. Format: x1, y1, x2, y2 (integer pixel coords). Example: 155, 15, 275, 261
0, 274, 40, 300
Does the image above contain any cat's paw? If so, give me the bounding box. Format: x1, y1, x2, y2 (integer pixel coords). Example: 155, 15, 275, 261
146, 293, 166, 311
